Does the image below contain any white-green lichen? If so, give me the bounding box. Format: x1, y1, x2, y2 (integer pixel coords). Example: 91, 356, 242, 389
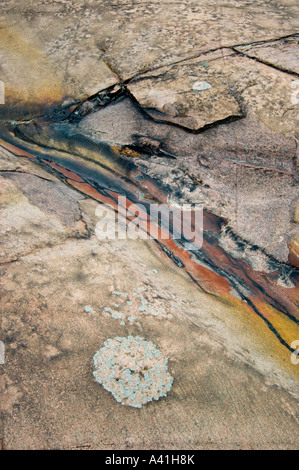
93, 336, 173, 408
84, 305, 94, 313
103, 286, 171, 325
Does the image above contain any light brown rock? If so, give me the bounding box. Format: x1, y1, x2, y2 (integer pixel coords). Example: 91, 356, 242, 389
1, 0, 298, 118
235, 35, 299, 74
1, 231, 298, 449
127, 52, 242, 131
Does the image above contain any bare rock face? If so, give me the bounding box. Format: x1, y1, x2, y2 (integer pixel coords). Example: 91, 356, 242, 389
74, 97, 298, 263
0, 147, 89, 263
0, 0, 299, 452
289, 235, 299, 267
128, 49, 298, 135
1, 0, 298, 118
127, 52, 242, 131
235, 35, 299, 75
0, 175, 66, 262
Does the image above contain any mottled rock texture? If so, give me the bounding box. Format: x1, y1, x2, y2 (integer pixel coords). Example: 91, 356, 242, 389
235, 35, 299, 75
0, 0, 299, 451
0, 0, 298, 116
127, 52, 243, 131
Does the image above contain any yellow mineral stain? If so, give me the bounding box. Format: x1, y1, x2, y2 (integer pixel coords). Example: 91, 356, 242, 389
0, 22, 63, 114
217, 294, 299, 381
255, 301, 299, 348
289, 235, 299, 268
120, 147, 142, 158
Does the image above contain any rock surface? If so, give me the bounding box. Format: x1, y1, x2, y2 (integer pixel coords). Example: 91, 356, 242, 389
0, 0, 299, 451
127, 52, 242, 131
235, 35, 299, 75
1, 201, 298, 449
0, 0, 298, 117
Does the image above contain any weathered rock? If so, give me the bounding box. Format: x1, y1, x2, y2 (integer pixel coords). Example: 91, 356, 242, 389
77, 98, 298, 262
127, 52, 242, 131
1, 229, 298, 449
221, 54, 299, 136
289, 235, 299, 267
0, 143, 56, 179
235, 35, 299, 74
100, 1, 299, 80
0, 17, 119, 119
0, 147, 89, 262
127, 47, 299, 135
1, 0, 299, 452
1, 0, 298, 118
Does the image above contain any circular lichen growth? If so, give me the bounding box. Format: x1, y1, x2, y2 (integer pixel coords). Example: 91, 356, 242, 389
93, 336, 173, 408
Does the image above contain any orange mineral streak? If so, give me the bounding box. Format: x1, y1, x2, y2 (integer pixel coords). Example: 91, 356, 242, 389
161, 237, 232, 295
67, 180, 114, 206
130, 169, 168, 203
43, 163, 299, 337
42, 160, 84, 183
67, 179, 232, 296
285, 279, 299, 305
289, 253, 299, 268
229, 258, 299, 320
254, 301, 299, 346
0, 139, 38, 160
1, 135, 298, 349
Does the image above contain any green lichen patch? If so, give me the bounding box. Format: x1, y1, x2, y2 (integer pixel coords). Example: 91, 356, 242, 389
102, 285, 173, 325
93, 336, 173, 408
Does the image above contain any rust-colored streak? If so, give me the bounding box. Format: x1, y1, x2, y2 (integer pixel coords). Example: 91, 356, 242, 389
1, 135, 298, 352
160, 237, 232, 295
130, 169, 168, 204
67, 178, 235, 297
43, 160, 84, 182
289, 247, 299, 268
0, 138, 39, 160
67, 180, 114, 205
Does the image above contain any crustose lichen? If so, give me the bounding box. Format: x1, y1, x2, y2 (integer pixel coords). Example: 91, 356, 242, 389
93, 336, 173, 408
